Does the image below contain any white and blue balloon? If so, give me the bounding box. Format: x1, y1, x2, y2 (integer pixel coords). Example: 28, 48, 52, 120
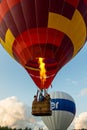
42, 91, 76, 130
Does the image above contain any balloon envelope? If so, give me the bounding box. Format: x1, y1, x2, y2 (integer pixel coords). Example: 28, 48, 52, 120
42, 91, 76, 130
0, 0, 87, 89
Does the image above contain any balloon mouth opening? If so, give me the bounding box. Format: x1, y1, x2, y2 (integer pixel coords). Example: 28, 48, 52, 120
25, 57, 57, 89
25, 57, 58, 72
25, 57, 58, 79
23, 43, 59, 74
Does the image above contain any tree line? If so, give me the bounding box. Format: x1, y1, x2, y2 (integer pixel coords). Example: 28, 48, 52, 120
0, 126, 43, 130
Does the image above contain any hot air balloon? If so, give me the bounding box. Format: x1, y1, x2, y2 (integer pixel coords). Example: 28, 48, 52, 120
0, 0, 87, 115
42, 91, 76, 130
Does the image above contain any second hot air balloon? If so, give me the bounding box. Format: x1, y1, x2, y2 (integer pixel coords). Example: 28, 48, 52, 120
42, 91, 76, 130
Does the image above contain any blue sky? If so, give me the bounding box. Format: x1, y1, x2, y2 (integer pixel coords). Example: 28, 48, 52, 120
0, 42, 87, 129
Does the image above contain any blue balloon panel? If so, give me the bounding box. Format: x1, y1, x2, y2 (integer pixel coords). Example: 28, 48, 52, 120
51, 98, 76, 115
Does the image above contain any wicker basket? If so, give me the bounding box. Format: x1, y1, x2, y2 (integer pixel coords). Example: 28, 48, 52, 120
32, 95, 52, 116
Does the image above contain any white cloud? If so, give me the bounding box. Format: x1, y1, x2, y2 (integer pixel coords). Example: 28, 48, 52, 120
0, 96, 50, 129
34, 126, 39, 130
0, 96, 38, 129
78, 88, 87, 97
74, 112, 87, 129
36, 120, 48, 130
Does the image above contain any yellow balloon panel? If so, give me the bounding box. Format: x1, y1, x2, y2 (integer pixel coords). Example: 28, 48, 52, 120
48, 10, 86, 57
